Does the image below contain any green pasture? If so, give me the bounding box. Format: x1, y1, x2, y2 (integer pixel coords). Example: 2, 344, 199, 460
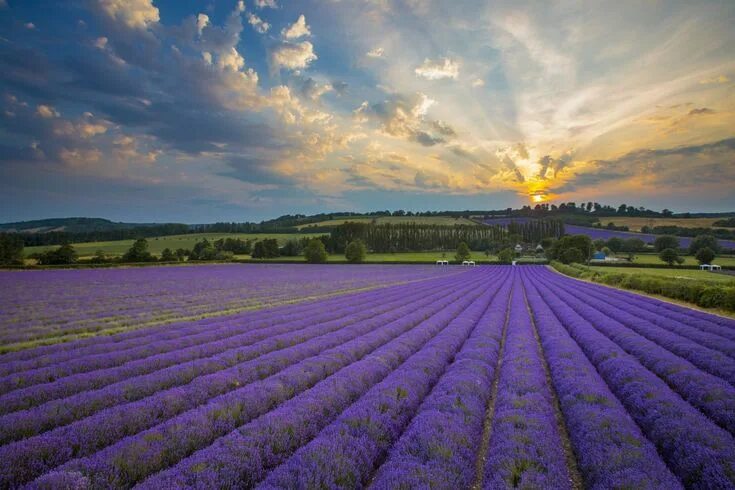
629, 254, 735, 266
24, 233, 324, 258
588, 266, 735, 284
248, 251, 546, 263
296, 215, 478, 230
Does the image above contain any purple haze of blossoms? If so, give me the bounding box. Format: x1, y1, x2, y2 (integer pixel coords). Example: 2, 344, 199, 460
2, 263, 735, 488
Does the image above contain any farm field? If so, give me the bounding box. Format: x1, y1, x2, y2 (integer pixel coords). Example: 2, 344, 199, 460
565, 224, 735, 249
589, 266, 735, 284
296, 215, 478, 229
630, 253, 735, 266
0, 264, 457, 351
249, 251, 545, 263
600, 216, 734, 231
23, 233, 324, 258
1, 265, 734, 488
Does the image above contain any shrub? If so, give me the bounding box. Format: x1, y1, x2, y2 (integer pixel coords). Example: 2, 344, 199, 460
653, 235, 680, 252
559, 247, 584, 264
695, 247, 715, 265
497, 248, 514, 264
689, 234, 720, 255
344, 240, 367, 263
698, 287, 728, 308
658, 248, 680, 266
454, 242, 471, 262
304, 239, 328, 263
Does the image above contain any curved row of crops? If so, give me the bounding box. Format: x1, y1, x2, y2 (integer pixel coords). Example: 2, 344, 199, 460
1, 264, 735, 488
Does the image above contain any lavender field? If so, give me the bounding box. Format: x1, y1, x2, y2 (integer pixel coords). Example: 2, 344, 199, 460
1, 264, 735, 489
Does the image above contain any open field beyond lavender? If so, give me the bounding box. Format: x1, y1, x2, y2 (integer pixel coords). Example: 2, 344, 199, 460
1, 265, 735, 488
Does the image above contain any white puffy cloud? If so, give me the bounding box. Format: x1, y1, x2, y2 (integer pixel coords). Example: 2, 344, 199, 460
471, 78, 485, 87
93, 36, 108, 49
271, 41, 317, 70
414, 57, 460, 80
218, 47, 245, 71
97, 0, 159, 30
196, 14, 209, 35
202, 51, 212, 65
281, 14, 310, 39
36, 105, 59, 118
247, 13, 270, 34
366, 47, 384, 58
254, 0, 278, 8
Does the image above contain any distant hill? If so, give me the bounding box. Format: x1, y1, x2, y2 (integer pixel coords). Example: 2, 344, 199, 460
0, 218, 165, 234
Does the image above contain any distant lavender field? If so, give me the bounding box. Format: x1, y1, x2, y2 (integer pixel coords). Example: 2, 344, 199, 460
483, 218, 735, 249
0, 264, 455, 346
565, 224, 735, 249
1, 265, 735, 488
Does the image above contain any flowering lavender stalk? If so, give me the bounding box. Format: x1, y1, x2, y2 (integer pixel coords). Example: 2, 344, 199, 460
20, 270, 489, 488
368, 274, 513, 489
530, 267, 735, 487
0, 264, 457, 346
0, 274, 468, 444
257, 270, 504, 490
520, 268, 682, 489
138, 268, 510, 489
563, 275, 735, 341
480, 279, 572, 489
550, 274, 735, 382
0, 267, 460, 384
535, 268, 735, 434
0, 272, 461, 420
568, 282, 735, 357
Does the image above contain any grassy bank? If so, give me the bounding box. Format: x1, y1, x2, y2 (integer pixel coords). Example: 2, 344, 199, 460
551, 261, 735, 313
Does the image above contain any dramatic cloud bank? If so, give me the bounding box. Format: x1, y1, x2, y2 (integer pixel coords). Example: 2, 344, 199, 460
0, 0, 733, 221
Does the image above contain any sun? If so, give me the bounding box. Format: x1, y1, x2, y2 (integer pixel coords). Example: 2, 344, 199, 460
532, 194, 545, 203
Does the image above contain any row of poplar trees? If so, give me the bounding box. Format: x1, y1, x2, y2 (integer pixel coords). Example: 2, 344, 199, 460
328, 220, 564, 253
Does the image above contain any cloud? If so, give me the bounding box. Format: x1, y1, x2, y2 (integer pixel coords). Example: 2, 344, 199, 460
431, 120, 457, 137
699, 75, 730, 84
282, 14, 310, 39
196, 14, 209, 36
502, 155, 525, 183
299, 78, 333, 100
270, 41, 317, 71
471, 78, 484, 87
93, 37, 108, 49
36, 104, 59, 118
218, 47, 245, 71
537, 152, 573, 179
247, 13, 270, 34
414, 169, 449, 189
24, 23, 36, 30
557, 138, 735, 193
97, 0, 159, 30
254, 0, 278, 8
366, 47, 384, 58
414, 57, 459, 80
688, 107, 715, 116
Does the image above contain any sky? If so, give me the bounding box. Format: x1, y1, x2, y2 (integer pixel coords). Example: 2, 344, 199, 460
0, 0, 734, 223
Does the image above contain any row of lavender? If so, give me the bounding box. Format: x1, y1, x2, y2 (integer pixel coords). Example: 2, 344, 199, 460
3, 265, 735, 488
0, 264, 457, 345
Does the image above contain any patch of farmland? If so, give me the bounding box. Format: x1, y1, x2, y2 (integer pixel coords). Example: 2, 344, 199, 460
600, 216, 735, 231
0, 264, 458, 349
296, 215, 478, 229
1, 265, 735, 488
565, 224, 735, 249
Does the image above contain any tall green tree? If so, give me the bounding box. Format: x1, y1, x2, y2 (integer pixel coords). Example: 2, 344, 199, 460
304, 239, 328, 263
455, 242, 471, 262
653, 235, 680, 252
345, 240, 367, 263
659, 248, 680, 266
689, 235, 719, 255
0, 233, 24, 265
122, 238, 154, 262
695, 247, 716, 265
